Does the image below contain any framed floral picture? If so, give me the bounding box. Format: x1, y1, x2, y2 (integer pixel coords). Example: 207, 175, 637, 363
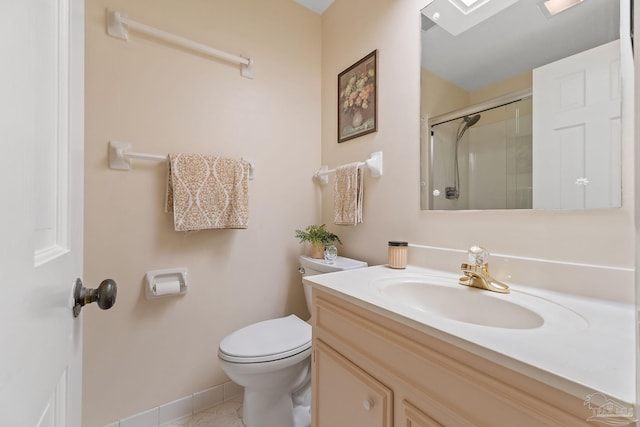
338, 50, 377, 143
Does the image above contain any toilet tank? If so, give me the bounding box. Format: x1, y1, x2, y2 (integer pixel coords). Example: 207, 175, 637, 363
299, 255, 367, 315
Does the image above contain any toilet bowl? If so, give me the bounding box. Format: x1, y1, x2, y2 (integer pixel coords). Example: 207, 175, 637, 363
219, 315, 312, 427
218, 255, 367, 427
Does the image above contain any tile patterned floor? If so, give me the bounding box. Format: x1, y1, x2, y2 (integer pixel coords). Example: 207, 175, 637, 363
162, 397, 245, 427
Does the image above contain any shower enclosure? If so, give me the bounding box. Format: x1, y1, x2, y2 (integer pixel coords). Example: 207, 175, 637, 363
428, 96, 532, 210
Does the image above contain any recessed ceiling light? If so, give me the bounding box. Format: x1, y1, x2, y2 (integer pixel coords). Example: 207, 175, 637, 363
542, 0, 583, 16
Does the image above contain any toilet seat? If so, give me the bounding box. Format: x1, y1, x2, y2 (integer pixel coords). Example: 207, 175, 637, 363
219, 315, 311, 364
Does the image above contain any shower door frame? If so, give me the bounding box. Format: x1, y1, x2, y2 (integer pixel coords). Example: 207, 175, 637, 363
424, 88, 532, 210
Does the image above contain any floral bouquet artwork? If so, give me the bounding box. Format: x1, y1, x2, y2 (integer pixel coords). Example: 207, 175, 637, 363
338, 50, 377, 142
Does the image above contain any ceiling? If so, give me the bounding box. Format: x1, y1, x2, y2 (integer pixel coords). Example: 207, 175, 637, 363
294, 0, 334, 14
421, 0, 620, 91
422, 0, 520, 36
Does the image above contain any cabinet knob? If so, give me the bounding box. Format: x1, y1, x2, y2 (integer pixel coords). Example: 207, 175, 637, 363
363, 399, 374, 411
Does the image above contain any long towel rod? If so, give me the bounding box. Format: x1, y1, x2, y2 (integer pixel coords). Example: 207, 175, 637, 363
108, 141, 254, 180
314, 151, 383, 185
106, 9, 254, 79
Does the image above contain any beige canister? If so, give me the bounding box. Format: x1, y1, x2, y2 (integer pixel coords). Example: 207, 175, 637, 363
388, 241, 408, 269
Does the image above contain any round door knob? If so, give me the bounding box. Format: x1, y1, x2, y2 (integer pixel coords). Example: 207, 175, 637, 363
72, 278, 117, 317
363, 399, 374, 411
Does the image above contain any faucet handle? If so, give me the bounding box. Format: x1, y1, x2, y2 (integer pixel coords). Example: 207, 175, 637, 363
468, 245, 489, 266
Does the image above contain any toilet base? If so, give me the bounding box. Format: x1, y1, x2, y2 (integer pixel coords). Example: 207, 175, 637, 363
221, 351, 312, 427
241, 373, 311, 427
292, 404, 311, 427
292, 374, 312, 427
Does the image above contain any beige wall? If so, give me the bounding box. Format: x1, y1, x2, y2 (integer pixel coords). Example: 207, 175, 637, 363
421, 68, 468, 118
321, 0, 634, 269
83, 0, 321, 425
468, 70, 531, 104
83, 0, 634, 423
421, 68, 531, 119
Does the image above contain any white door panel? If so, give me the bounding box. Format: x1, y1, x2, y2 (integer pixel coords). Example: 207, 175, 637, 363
0, 0, 84, 425
533, 40, 621, 209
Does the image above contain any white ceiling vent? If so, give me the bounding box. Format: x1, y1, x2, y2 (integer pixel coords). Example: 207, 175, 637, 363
541, 0, 583, 17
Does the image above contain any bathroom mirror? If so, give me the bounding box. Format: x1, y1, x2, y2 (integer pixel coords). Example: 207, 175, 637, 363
420, 0, 624, 210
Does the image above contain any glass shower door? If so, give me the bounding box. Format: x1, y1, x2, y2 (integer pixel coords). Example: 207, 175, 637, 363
429, 96, 532, 210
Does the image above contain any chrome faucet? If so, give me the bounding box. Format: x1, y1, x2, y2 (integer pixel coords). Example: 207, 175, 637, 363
459, 246, 510, 294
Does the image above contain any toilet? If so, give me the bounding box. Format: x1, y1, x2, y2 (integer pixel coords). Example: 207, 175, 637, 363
218, 255, 367, 427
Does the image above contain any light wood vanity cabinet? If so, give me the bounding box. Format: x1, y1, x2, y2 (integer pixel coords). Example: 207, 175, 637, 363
314, 339, 393, 427
402, 400, 444, 427
311, 289, 595, 427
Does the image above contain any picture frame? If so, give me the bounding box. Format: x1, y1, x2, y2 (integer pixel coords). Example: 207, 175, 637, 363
337, 50, 378, 143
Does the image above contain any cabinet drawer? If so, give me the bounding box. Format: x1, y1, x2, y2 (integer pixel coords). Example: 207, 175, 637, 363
313, 339, 393, 427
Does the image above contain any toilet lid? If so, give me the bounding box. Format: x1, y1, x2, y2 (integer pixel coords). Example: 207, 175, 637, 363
219, 315, 311, 363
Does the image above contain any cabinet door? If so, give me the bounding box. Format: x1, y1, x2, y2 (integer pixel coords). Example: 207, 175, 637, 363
402, 400, 443, 427
314, 340, 393, 427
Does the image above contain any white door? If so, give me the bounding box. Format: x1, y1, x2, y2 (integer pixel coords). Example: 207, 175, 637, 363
0, 0, 88, 425
532, 40, 621, 209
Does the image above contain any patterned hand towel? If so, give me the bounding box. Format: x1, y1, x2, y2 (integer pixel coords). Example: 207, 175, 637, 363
334, 162, 364, 226
165, 154, 250, 231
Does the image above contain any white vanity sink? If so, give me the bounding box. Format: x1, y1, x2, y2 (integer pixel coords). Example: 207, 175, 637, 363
371, 275, 587, 331
304, 264, 636, 404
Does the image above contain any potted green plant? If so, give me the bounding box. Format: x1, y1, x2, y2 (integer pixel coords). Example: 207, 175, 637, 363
295, 224, 343, 259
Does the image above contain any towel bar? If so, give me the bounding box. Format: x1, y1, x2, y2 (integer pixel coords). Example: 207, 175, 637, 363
108, 141, 254, 180
314, 151, 383, 185
107, 9, 254, 79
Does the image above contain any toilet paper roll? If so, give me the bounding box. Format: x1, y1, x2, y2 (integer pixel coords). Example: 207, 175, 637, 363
154, 280, 181, 296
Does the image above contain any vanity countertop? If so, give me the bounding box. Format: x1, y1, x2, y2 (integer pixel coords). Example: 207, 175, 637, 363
304, 264, 636, 404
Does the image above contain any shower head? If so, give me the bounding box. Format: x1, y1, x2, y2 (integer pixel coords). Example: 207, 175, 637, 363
464, 114, 481, 127
448, 113, 482, 201
456, 114, 481, 141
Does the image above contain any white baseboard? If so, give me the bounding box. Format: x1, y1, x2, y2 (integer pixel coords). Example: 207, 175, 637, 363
105, 380, 242, 427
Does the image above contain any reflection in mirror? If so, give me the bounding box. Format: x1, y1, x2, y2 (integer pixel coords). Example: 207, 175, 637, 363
420, 0, 622, 210
430, 95, 533, 209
